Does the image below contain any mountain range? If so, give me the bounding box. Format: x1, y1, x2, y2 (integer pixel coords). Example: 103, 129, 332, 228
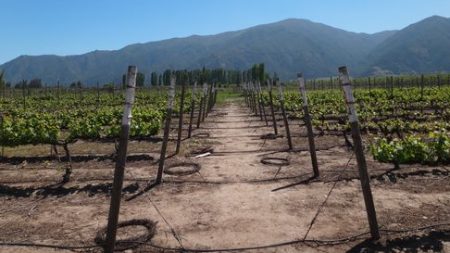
1, 15, 449, 85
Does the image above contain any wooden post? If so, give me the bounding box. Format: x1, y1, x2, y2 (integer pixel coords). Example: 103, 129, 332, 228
197, 95, 204, 129
249, 82, 256, 114
338, 66, 380, 240
256, 82, 264, 122
156, 75, 176, 184
188, 82, 197, 138
201, 83, 208, 122
277, 81, 293, 150
268, 80, 278, 136
205, 83, 211, 116
244, 83, 249, 107
175, 78, 186, 154
251, 83, 257, 114
253, 83, 260, 117
297, 73, 319, 177
248, 83, 255, 112
207, 83, 214, 113
257, 82, 266, 123
205, 84, 211, 116
211, 83, 215, 111
104, 66, 137, 253
213, 87, 218, 107
258, 82, 269, 125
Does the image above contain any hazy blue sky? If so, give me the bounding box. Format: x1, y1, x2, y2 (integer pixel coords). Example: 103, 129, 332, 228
1, 0, 449, 64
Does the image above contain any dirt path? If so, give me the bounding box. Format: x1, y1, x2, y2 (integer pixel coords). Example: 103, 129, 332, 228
134, 101, 450, 252
1, 99, 450, 252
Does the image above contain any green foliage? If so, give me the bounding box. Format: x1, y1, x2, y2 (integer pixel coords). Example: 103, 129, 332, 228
371, 131, 450, 165
0, 88, 189, 147
250, 63, 265, 83
272, 86, 450, 135
427, 131, 450, 163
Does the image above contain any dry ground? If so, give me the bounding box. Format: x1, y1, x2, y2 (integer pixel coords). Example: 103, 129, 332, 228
1, 100, 449, 253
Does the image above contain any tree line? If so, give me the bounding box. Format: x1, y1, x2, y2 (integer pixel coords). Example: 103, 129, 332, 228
0, 64, 267, 89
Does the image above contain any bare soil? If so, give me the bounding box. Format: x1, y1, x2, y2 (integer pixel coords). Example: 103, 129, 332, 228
0, 100, 449, 253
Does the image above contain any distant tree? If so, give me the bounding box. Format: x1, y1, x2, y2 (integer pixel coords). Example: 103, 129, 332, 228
162, 69, 172, 86
122, 74, 126, 88
15, 80, 27, 89
174, 70, 188, 85
258, 63, 265, 83
150, 72, 158, 87
70, 81, 82, 88
28, 78, 43, 88
136, 72, 145, 87
200, 67, 211, 84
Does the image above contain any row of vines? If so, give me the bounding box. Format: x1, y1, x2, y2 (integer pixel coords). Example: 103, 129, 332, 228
263, 85, 450, 165
0, 89, 198, 147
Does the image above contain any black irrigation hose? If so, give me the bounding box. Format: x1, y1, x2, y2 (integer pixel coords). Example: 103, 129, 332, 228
190, 146, 214, 155
0, 242, 99, 250
95, 219, 157, 251
164, 162, 201, 176
1, 223, 449, 252
134, 222, 450, 252
260, 157, 290, 166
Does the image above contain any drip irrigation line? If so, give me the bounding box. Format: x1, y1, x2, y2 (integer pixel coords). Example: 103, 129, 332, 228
302, 153, 354, 240
272, 165, 283, 179
0, 242, 99, 251
379, 223, 450, 233
128, 222, 450, 252
260, 157, 290, 166
259, 135, 268, 152
1, 223, 449, 252
196, 170, 207, 182
147, 195, 185, 250
164, 162, 201, 176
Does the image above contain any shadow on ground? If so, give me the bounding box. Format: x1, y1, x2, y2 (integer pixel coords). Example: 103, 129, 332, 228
347, 230, 450, 253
